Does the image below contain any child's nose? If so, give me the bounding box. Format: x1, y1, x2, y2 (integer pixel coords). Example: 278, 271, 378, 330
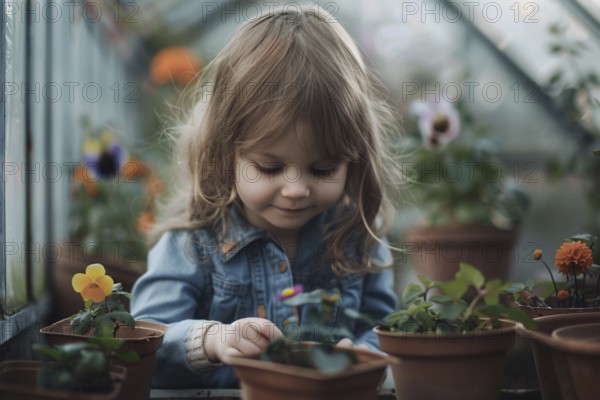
281, 177, 310, 198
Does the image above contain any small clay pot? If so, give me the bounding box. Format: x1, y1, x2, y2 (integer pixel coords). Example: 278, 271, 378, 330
549, 322, 600, 400
227, 342, 393, 400
375, 321, 517, 400
0, 360, 126, 400
517, 312, 600, 400
40, 318, 166, 400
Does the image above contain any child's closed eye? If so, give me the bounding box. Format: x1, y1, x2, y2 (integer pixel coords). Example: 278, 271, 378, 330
311, 167, 337, 177
253, 162, 338, 177
255, 163, 282, 174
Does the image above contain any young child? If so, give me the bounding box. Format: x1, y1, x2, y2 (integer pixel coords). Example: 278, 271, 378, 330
132, 4, 401, 389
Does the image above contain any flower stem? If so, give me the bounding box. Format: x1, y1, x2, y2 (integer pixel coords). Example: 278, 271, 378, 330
463, 291, 484, 323
573, 270, 580, 307
540, 259, 559, 302
582, 273, 587, 307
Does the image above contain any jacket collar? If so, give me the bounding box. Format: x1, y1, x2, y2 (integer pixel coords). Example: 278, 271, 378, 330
216, 203, 330, 263
216, 204, 266, 263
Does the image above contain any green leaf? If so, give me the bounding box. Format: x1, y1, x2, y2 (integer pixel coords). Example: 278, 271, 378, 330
525, 279, 535, 289
343, 308, 384, 328
504, 282, 526, 294
398, 319, 421, 333
74, 350, 106, 377
402, 282, 424, 304
456, 263, 485, 289
88, 337, 124, 351
483, 280, 509, 306
414, 310, 436, 331
105, 311, 136, 328
439, 280, 469, 300
310, 345, 354, 373
436, 321, 460, 334
404, 302, 433, 316
428, 295, 454, 303
383, 310, 409, 327
94, 318, 117, 338
417, 275, 433, 288
569, 233, 597, 247
113, 283, 124, 292
436, 301, 467, 321
281, 290, 323, 306
498, 306, 537, 330
33, 344, 66, 363
474, 304, 502, 319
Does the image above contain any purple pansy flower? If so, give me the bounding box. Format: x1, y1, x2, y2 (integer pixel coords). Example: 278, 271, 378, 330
83, 131, 126, 179
410, 99, 461, 150
276, 284, 304, 301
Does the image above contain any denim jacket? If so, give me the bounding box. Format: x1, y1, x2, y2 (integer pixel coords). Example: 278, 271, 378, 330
131, 205, 397, 388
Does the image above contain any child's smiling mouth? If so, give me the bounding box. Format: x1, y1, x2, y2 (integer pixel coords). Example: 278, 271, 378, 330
275, 206, 311, 214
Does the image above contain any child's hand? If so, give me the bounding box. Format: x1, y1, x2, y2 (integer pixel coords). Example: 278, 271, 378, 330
336, 338, 369, 350
205, 317, 283, 363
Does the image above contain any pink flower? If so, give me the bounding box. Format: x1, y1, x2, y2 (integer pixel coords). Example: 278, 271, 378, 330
410, 100, 461, 150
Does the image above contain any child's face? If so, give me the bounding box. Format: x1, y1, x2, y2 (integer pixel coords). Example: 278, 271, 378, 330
234, 122, 348, 241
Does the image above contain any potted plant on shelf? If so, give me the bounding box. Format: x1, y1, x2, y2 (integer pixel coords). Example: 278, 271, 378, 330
507, 233, 600, 400
400, 98, 529, 283
55, 119, 163, 319
373, 263, 534, 400
226, 285, 394, 400
0, 340, 131, 400
41, 263, 166, 400
508, 233, 600, 317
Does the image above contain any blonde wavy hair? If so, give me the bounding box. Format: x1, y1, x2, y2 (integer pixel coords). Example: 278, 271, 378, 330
150, 4, 402, 274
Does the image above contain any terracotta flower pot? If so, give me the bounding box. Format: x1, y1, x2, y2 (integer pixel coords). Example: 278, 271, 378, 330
517, 312, 600, 400
40, 318, 166, 400
518, 303, 600, 318
405, 224, 517, 285
548, 322, 600, 400
52, 241, 145, 319
0, 360, 126, 400
375, 321, 517, 400
227, 342, 393, 400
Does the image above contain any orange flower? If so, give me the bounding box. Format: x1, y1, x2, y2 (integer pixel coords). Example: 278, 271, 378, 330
137, 211, 155, 233
72, 264, 114, 302
557, 290, 570, 301
150, 47, 202, 86
123, 158, 151, 179
555, 241, 593, 276
533, 249, 543, 260
72, 165, 98, 196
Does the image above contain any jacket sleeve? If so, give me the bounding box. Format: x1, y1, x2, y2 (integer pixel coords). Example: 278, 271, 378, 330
131, 230, 238, 388
353, 241, 398, 350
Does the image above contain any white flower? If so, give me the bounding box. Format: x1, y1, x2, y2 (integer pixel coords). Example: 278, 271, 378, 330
410, 100, 461, 150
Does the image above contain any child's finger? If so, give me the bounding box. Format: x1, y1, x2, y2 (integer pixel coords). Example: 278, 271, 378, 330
336, 338, 354, 348
233, 317, 284, 341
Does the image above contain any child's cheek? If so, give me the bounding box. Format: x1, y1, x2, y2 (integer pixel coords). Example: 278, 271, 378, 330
235, 172, 277, 209
314, 169, 348, 207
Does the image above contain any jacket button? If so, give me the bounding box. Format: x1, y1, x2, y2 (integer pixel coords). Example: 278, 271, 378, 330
279, 261, 287, 272
257, 304, 267, 319
221, 241, 238, 254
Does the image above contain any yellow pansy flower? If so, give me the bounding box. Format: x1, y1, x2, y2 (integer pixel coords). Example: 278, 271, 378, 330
71, 263, 114, 303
